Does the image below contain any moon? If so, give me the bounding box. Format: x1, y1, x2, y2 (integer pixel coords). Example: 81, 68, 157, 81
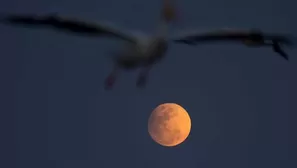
148, 103, 191, 147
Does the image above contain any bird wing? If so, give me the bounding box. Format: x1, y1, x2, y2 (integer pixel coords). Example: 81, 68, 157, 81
171, 28, 255, 45
0, 13, 137, 44
171, 28, 295, 46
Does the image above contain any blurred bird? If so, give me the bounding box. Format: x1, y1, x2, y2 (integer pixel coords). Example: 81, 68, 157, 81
0, 1, 294, 89
0, 0, 178, 89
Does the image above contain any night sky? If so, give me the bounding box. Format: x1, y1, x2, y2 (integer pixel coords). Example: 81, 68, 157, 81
1, 0, 296, 168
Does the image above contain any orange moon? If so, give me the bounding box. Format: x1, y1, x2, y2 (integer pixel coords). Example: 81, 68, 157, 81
148, 103, 191, 147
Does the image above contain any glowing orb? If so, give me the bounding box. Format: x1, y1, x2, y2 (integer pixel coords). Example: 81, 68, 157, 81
148, 103, 191, 147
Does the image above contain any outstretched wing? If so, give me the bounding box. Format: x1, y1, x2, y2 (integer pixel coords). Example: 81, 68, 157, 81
172, 28, 294, 61
171, 28, 294, 46
171, 28, 257, 44
0, 13, 137, 43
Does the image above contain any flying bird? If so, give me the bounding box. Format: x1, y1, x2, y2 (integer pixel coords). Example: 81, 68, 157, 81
0, 0, 178, 89
173, 28, 294, 60
0, 1, 293, 89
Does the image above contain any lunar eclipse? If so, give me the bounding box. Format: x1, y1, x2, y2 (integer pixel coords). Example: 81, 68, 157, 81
148, 103, 191, 147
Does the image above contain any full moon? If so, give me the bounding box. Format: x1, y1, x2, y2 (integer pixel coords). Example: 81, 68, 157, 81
148, 103, 191, 147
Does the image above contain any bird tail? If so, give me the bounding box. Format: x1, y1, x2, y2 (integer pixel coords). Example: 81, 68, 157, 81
272, 41, 289, 61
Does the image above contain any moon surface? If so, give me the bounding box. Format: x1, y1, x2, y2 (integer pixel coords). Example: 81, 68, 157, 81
148, 103, 191, 147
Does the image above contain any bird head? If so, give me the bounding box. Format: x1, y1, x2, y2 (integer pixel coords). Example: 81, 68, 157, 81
161, 0, 177, 23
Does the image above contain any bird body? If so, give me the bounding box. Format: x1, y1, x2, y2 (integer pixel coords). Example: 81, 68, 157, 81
113, 36, 168, 69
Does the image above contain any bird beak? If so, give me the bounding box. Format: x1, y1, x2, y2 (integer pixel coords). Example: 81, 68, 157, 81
161, 0, 177, 22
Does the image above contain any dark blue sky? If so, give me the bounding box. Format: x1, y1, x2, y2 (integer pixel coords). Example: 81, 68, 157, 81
1, 0, 296, 168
